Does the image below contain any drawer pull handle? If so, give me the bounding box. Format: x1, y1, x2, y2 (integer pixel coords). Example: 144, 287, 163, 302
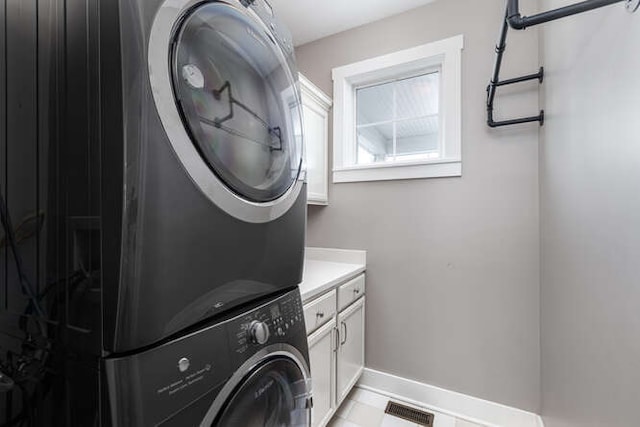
316, 311, 325, 319
353, 289, 360, 295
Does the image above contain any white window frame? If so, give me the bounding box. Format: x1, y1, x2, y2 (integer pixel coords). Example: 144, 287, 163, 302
332, 34, 463, 183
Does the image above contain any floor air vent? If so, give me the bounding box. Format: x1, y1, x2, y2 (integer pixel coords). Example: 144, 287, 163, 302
385, 401, 434, 426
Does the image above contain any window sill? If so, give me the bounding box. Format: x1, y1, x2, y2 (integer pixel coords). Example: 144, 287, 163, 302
333, 159, 461, 183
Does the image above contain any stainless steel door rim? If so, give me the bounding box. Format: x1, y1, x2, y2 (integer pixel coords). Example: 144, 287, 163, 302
148, 0, 304, 224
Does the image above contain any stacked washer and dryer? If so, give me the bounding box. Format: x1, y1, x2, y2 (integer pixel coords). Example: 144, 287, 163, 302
0, 0, 310, 425
106, 0, 312, 424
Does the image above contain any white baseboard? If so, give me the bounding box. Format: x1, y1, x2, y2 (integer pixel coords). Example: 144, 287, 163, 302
357, 368, 544, 427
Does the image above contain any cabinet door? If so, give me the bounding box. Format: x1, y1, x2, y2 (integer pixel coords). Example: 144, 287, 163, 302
308, 319, 336, 427
300, 74, 331, 205
336, 298, 365, 405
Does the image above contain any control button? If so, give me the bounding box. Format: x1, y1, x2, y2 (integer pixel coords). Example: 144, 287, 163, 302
249, 320, 270, 345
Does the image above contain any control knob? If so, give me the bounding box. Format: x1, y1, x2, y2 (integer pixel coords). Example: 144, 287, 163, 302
249, 320, 270, 345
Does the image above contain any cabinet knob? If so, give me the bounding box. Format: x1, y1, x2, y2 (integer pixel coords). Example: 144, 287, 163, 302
353, 289, 360, 295
316, 311, 325, 318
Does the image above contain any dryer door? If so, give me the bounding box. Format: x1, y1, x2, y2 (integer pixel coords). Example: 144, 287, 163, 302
149, 1, 304, 223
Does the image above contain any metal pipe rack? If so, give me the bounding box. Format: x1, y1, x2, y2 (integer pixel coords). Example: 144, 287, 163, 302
486, 0, 637, 128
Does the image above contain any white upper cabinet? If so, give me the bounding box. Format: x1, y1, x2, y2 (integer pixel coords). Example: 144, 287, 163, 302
300, 74, 332, 205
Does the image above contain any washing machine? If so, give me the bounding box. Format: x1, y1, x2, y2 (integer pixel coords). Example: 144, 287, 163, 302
105, 288, 311, 426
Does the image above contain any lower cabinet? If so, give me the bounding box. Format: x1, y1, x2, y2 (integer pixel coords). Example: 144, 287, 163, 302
308, 321, 336, 427
336, 297, 365, 405
305, 274, 366, 427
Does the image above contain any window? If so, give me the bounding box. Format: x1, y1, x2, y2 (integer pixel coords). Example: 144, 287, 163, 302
356, 72, 441, 165
332, 35, 463, 183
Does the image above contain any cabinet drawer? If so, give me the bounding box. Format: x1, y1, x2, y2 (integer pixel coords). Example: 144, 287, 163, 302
303, 290, 337, 335
338, 274, 365, 312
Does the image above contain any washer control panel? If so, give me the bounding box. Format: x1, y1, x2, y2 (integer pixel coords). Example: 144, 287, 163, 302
229, 290, 304, 356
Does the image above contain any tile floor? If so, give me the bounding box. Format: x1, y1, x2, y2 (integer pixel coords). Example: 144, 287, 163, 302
327, 387, 486, 427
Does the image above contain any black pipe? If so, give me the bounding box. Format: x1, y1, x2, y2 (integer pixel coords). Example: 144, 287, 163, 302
488, 110, 544, 128
495, 68, 543, 87
486, 12, 509, 112
486, 7, 544, 128
487, 0, 627, 128
507, 0, 625, 30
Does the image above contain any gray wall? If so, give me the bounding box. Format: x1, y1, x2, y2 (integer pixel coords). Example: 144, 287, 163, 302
539, 2, 640, 426
296, 0, 542, 412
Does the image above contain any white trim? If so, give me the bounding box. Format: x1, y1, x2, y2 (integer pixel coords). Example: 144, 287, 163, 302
331, 35, 463, 183
299, 74, 332, 110
357, 368, 544, 427
331, 35, 463, 83
334, 160, 461, 183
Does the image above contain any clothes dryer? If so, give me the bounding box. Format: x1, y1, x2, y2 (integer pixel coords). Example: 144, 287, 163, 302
107, 0, 306, 353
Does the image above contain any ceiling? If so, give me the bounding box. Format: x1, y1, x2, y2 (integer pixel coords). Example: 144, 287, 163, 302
268, 0, 438, 46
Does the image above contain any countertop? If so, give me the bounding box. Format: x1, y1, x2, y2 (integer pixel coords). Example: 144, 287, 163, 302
299, 247, 366, 303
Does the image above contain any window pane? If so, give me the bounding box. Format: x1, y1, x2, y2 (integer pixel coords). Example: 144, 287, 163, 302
395, 72, 439, 120
356, 81, 394, 125
395, 116, 439, 158
356, 123, 393, 164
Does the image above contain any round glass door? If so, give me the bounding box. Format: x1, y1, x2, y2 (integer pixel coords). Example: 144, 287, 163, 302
171, 2, 303, 203
212, 357, 310, 427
